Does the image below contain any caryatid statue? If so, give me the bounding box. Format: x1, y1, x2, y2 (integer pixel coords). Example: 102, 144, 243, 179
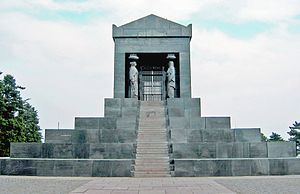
129, 61, 139, 98
167, 60, 176, 98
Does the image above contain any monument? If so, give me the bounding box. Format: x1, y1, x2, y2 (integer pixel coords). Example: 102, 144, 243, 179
1, 14, 300, 177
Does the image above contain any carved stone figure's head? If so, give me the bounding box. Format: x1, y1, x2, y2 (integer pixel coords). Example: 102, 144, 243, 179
168, 61, 174, 67
130, 61, 137, 67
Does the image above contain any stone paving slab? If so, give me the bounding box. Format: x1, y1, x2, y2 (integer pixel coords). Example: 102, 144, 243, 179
1, 175, 300, 194
0, 176, 91, 194
70, 177, 235, 194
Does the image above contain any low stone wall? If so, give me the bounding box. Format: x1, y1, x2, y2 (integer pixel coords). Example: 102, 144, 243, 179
174, 158, 300, 176
104, 98, 139, 118
10, 143, 135, 159
45, 129, 137, 144
171, 142, 296, 159
0, 158, 133, 176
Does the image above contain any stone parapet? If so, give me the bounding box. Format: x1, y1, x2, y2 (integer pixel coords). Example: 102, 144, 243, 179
170, 128, 234, 143
104, 98, 139, 118
233, 128, 262, 142
167, 98, 201, 117
10, 143, 135, 159
46, 129, 137, 144
75, 117, 117, 130
173, 158, 300, 176
0, 158, 133, 177
171, 142, 296, 159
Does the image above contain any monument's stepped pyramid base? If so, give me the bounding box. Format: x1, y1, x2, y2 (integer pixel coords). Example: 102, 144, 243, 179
1, 98, 300, 177
0, 98, 139, 177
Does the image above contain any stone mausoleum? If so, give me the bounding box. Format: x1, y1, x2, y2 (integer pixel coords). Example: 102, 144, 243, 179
1, 14, 300, 177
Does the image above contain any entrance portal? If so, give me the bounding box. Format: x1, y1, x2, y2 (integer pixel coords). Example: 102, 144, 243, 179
125, 53, 180, 100
139, 68, 166, 101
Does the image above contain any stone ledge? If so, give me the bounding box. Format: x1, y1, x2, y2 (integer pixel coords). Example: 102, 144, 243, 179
45, 129, 137, 144
0, 158, 133, 177
173, 158, 300, 176
171, 142, 296, 159
10, 143, 136, 159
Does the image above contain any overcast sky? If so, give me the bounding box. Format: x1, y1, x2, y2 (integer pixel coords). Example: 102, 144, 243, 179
1, 0, 299, 139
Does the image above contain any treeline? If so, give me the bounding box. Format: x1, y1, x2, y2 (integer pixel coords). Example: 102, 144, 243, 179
0, 73, 42, 156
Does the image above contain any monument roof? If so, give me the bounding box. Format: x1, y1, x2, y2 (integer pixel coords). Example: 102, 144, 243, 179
112, 14, 192, 39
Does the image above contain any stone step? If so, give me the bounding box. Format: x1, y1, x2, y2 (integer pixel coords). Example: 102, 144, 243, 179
140, 120, 165, 122
140, 109, 165, 112
137, 139, 168, 141
140, 110, 165, 112
136, 151, 168, 154
136, 143, 168, 146
138, 127, 166, 129
135, 160, 170, 165
134, 166, 170, 173
137, 131, 166, 133
137, 136, 167, 138
139, 123, 166, 125
137, 133, 166, 136
137, 135, 167, 138
140, 113, 165, 115
134, 161, 170, 166
138, 128, 166, 131
134, 168, 170, 172
139, 121, 165, 124
136, 147, 168, 151
138, 130, 166, 132
136, 154, 169, 158
137, 140, 167, 143
137, 134, 166, 136
134, 172, 171, 177
136, 147, 168, 150
135, 163, 169, 168
135, 157, 169, 161
137, 148, 168, 152
135, 162, 169, 166
139, 126, 166, 129
139, 114, 165, 117
137, 141, 167, 144
136, 148, 168, 152
137, 140, 168, 143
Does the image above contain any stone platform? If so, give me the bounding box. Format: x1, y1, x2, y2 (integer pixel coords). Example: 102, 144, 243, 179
0, 98, 139, 177
0, 158, 132, 176
1, 98, 299, 177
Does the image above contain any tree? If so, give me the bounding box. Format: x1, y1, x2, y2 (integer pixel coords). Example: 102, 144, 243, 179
0, 74, 42, 156
288, 121, 300, 154
268, 132, 284, 142
261, 132, 268, 142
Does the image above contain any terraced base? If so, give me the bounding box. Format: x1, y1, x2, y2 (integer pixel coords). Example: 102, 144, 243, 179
174, 158, 300, 176
0, 158, 133, 177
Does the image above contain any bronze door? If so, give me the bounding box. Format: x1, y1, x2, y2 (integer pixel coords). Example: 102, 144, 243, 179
139, 69, 166, 101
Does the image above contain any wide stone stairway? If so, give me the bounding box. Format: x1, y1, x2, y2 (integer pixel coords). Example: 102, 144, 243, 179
134, 101, 171, 177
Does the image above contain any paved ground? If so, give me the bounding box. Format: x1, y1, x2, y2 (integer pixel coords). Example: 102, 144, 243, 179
1, 175, 300, 194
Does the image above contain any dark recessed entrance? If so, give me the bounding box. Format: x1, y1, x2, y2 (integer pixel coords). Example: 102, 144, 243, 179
125, 53, 180, 100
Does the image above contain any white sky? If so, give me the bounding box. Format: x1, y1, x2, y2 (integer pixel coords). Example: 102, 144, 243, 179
1, 0, 300, 139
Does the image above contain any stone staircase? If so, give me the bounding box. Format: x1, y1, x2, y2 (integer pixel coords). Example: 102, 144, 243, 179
134, 101, 171, 177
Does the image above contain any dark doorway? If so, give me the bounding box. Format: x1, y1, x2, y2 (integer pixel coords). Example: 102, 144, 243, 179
125, 53, 180, 100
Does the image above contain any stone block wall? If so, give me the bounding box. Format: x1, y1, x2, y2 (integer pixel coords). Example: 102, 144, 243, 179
10, 143, 135, 159
0, 98, 139, 177
0, 159, 132, 177
167, 98, 299, 177
174, 158, 300, 176
171, 142, 296, 159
